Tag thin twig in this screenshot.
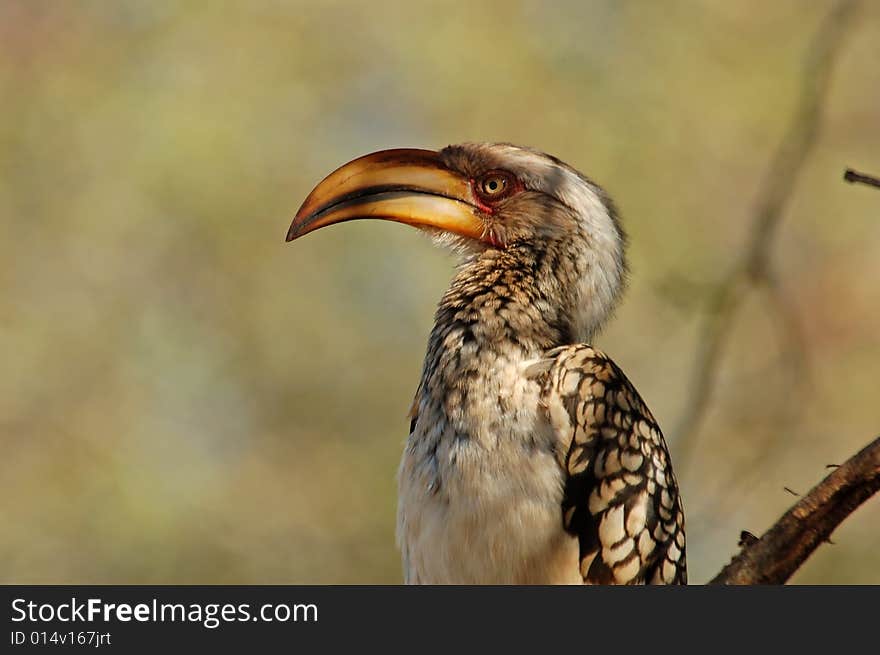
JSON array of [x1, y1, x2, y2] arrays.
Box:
[[675, 0, 860, 468], [844, 168, 880, 189], [710, 436, 880, 584]]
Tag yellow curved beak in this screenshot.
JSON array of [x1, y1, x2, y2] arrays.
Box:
[[286, 149, 485, 243]]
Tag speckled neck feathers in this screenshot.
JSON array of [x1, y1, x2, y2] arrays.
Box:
[[434, 245, 575, 352]]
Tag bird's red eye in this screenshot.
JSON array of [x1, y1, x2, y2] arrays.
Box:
[[475, 170, 517, 203]]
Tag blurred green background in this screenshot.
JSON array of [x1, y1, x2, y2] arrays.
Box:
[[1, 0, 878, 584]]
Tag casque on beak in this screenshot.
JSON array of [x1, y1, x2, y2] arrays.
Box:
[[286, 149, 486, 243]]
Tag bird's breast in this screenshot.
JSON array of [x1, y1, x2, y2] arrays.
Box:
[[396, 349, 580, 584]]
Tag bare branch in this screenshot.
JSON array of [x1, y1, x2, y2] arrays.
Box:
[[844, 168, 880, 189], [675, 0, 861, 468], [710, 436, 880, 584]]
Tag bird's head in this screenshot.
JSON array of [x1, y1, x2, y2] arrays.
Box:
[[288, 143, 627, 341]]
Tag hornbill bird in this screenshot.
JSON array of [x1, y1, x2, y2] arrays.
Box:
[[287, 143, 686, 584]]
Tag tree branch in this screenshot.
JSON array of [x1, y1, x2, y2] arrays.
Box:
[[844, 168, 880, 189], [710, 436, 880, 584]]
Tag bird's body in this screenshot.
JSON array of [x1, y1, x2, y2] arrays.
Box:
[[399, 247, 580, 584], [288, 143, 686, 584]]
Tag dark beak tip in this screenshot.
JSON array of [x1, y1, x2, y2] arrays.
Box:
[[286, 201, 312, 242]]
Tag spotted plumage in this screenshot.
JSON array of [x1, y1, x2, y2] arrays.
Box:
[[536, 345, 686, 584], [287, 142, 686, 584]]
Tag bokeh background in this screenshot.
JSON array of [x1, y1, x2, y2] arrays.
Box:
[[2, 0, 878, 584]]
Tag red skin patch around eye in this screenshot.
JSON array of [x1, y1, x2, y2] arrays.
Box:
[[470, 179, 497, 215], [468, 174, 523, 249], [469, 176, 523, 214]]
